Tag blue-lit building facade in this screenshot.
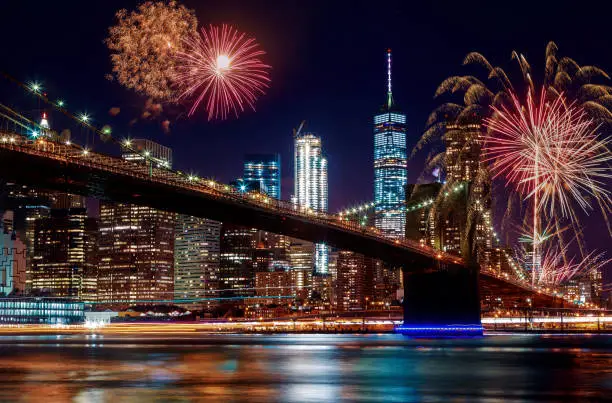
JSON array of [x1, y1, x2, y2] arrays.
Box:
[[373, 49, 407, 239], [243, 154, 281, 200], [0, 298, 84, 324]]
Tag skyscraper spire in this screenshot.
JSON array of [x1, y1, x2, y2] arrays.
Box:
[[386, 48, 393, 109], [374, 48, 407, 240]]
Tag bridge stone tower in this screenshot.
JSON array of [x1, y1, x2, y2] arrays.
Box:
[[397, 183, 483, 336]]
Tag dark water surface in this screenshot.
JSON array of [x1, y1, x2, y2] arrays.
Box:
[[0, 333, 610, 402]]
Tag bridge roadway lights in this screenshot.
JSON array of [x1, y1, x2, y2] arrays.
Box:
[[395, 265, 483, 337]]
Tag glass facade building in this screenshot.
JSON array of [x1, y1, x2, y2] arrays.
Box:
[[293, 133, 328, 274], [0, 298, 84, 324], [374, 49, 407, 239], [243, 154, 281, 200]]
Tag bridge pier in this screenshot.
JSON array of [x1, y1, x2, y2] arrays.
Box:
[[396, 265, 483, 337]]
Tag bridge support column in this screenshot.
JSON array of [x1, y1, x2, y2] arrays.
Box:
[[395, 265, 483, 337]]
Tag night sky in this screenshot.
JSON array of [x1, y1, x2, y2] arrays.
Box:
[[1, 1, 610, 269]]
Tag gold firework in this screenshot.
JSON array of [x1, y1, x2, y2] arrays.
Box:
[[105, 1, 197, 100]]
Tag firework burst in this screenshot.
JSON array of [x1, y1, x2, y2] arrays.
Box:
[[173, 24, 271, 120], [419, 42, 612, 288], [531, 244, 610, 286], [484, 88, 612, 284], [484, 88, 612, 219], [106, 1, 197, 100]]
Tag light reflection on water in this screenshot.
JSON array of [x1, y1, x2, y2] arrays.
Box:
[[0, 334, 609, 402]]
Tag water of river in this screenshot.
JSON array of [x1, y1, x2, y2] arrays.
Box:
[[0, 333, 610, 402]]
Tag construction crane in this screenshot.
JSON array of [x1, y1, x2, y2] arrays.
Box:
[[293, 120, 306, 138]]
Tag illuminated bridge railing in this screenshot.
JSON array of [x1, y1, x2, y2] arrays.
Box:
[[0, 132, 461, 265]]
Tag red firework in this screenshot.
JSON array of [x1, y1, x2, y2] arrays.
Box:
[[483, 88, 611, 218], [173, 24, 271, 120]]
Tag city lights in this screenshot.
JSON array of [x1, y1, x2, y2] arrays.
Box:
[[0, 15, 607, 355], [1, 5, 611, 400]]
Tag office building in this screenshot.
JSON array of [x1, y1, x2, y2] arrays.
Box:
[[374, 49, 407, 239], [445, 123, 494, 253], [293, 132, 328, 274], [219, 224, 256, 297], [30, 208, 97, 298], [97, 203, 175, 305], [97, 140, 175, 306], [174, 215, 221, 310], [255, 268, 293, 301], [335, 251, 375, 312], [372, 259, 400, 306], [243, 154, 281, 199], [0, 298, 84, 324], [288, 237, 314, 297]]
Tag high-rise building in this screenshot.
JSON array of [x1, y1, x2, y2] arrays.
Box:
[[374, 49, 407, 239], [445, 124, 483, 183], [335, 251, 375, 312], [372, 259, 400, 306], [255, 268, 294, 300], [81, 218, 99, 302], [1, 183, 54, 292], [243, 154, 281, 200], [174, 215, 221, 310], [293, 132, 328, 274], [294, 133, 328, 213], [97, 140, 175, 306], [288, 238, 314, 298], [97, 203, 175, 305], [481, 246, 515, 277], [30, 208, 97, 298], [445, 123, 493, 254], [219, 224, 256, 297]]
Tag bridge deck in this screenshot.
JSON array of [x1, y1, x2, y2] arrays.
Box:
[[0, 133, 563, 301], [0, 134, 461, 267]]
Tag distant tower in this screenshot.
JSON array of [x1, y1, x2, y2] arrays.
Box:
[[243, 154, 281, 199], [39, 112, 50, 130], [293, 130, 328, 274], [373, 49, 407, 239]]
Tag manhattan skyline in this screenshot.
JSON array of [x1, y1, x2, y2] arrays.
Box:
[[0, 0, 610, 257]]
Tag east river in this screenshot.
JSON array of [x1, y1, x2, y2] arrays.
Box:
[[0, 333, 610, 402]]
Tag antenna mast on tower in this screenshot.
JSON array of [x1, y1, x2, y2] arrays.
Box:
[[386, 48, 393, 109]]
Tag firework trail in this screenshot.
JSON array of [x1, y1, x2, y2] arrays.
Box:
[[106, 1, 197, 100], [173, 24, 271, 120]]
